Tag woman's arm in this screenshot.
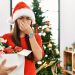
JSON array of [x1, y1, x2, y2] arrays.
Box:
[[29, 33, 44, 61]]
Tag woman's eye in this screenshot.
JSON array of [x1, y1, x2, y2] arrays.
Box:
[[26, 17, 31, 20], [18, 16, 31, 20], [19, 17, 23, 19], [19, 16, 24, 19]]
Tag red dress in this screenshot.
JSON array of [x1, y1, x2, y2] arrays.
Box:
[[2, 33, 44, 75]]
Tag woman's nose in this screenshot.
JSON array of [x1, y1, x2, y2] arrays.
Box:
[[23, 17, 28, 20], [22, 18, 26, 21]]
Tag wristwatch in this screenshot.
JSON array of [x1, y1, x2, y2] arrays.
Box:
[[29, 32, 34, 39]]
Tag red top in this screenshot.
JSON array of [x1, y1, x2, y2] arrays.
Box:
[[2, 33, 44, 75]]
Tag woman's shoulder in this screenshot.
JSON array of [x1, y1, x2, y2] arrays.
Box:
[[2, 33, 12, 39], [2, 33, 15, 48]]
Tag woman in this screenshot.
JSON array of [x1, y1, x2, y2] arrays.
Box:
[[3, 1, 44, 75], [0, 59, 17, 75]]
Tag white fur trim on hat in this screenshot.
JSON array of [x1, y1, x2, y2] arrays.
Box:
[[8, 16, 14, 24], [13, 8, 35, 24]]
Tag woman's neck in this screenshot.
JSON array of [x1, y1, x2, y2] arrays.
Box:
[[20, 31, 25, 38]]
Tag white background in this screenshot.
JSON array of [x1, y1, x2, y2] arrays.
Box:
[[0, 0, 10, 36], [60, 0, 75, 66]]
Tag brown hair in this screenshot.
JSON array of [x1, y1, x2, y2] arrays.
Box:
[[12, 20, 34, 60]]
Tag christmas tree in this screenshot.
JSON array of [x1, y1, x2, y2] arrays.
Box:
[[32, 0, 61, 75]]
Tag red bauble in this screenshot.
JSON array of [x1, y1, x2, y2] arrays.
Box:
[[14, 46, 22, 52], [47, 43, 52, 48], [4, 48, 14, 54]]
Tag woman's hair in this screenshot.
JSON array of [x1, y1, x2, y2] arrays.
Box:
[[12, 20, 34, 60]]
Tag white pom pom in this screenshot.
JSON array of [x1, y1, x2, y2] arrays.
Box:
[[8, 17, 14, 24]]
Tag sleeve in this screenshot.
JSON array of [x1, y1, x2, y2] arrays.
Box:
[[2, 34, 15, 48], [35, 33, 44, 58]]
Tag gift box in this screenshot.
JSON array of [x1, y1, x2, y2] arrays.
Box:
[[0, 50, 32, 75]]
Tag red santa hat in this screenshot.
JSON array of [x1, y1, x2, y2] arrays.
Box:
[[9, 2, 35, 24]]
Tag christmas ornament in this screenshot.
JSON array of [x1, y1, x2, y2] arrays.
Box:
[[42, 32, 46, 36], [38, 26, 42, 32], [45, 55, 48, 57], [47, 43, 52, 48], [37, 61, 42, 64], [38, 33, 42, 36], [43, 45, 46, 49], [46, 21, 50, 26], [55, 49, 59, 55], [14, 46, 22, 52], [4, 47, 14, 54], [0, 37, 7, 51], [0, 38, 7, 43], [44, 27, 50, 32], [42, 25, 47, 29]]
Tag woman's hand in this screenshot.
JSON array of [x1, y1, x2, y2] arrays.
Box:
[[0, 59, 17, 75], [17, 19, 33, 35]]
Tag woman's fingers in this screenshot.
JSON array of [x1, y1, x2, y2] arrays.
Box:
[[17, 20, 33, 34], [19, 21, 28, 31], [0, 60, 17, 75], [6, 65, 17, 73], [1, 59, 6, 66]]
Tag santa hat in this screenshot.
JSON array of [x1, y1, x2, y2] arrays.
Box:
[[9, 2, 35, 24]]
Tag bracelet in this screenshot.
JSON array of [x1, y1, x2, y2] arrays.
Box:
[[29, 32, 34, 39]]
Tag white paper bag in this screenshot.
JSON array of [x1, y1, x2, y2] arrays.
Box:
[[0, 50, 32, 75], [18, 49, 32, 56], [0, 54, 24, 75]]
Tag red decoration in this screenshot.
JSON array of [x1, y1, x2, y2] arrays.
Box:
[[46, 21, 50, 26], [14, 46, 22, 52], [0, 37, 23, 54], [3, 46, 23, 54], [4, 47, 14, 54]]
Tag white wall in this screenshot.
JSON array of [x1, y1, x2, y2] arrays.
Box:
[[0, 0, 10, 36], [60, 0, 75, 66]]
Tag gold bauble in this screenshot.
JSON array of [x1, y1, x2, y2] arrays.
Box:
[[44, 27, 50, 32], [55, 49, 59, 55], [47, 43, 52, 48]]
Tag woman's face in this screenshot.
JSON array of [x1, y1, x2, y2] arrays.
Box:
[[16, 16, 32, 28]]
